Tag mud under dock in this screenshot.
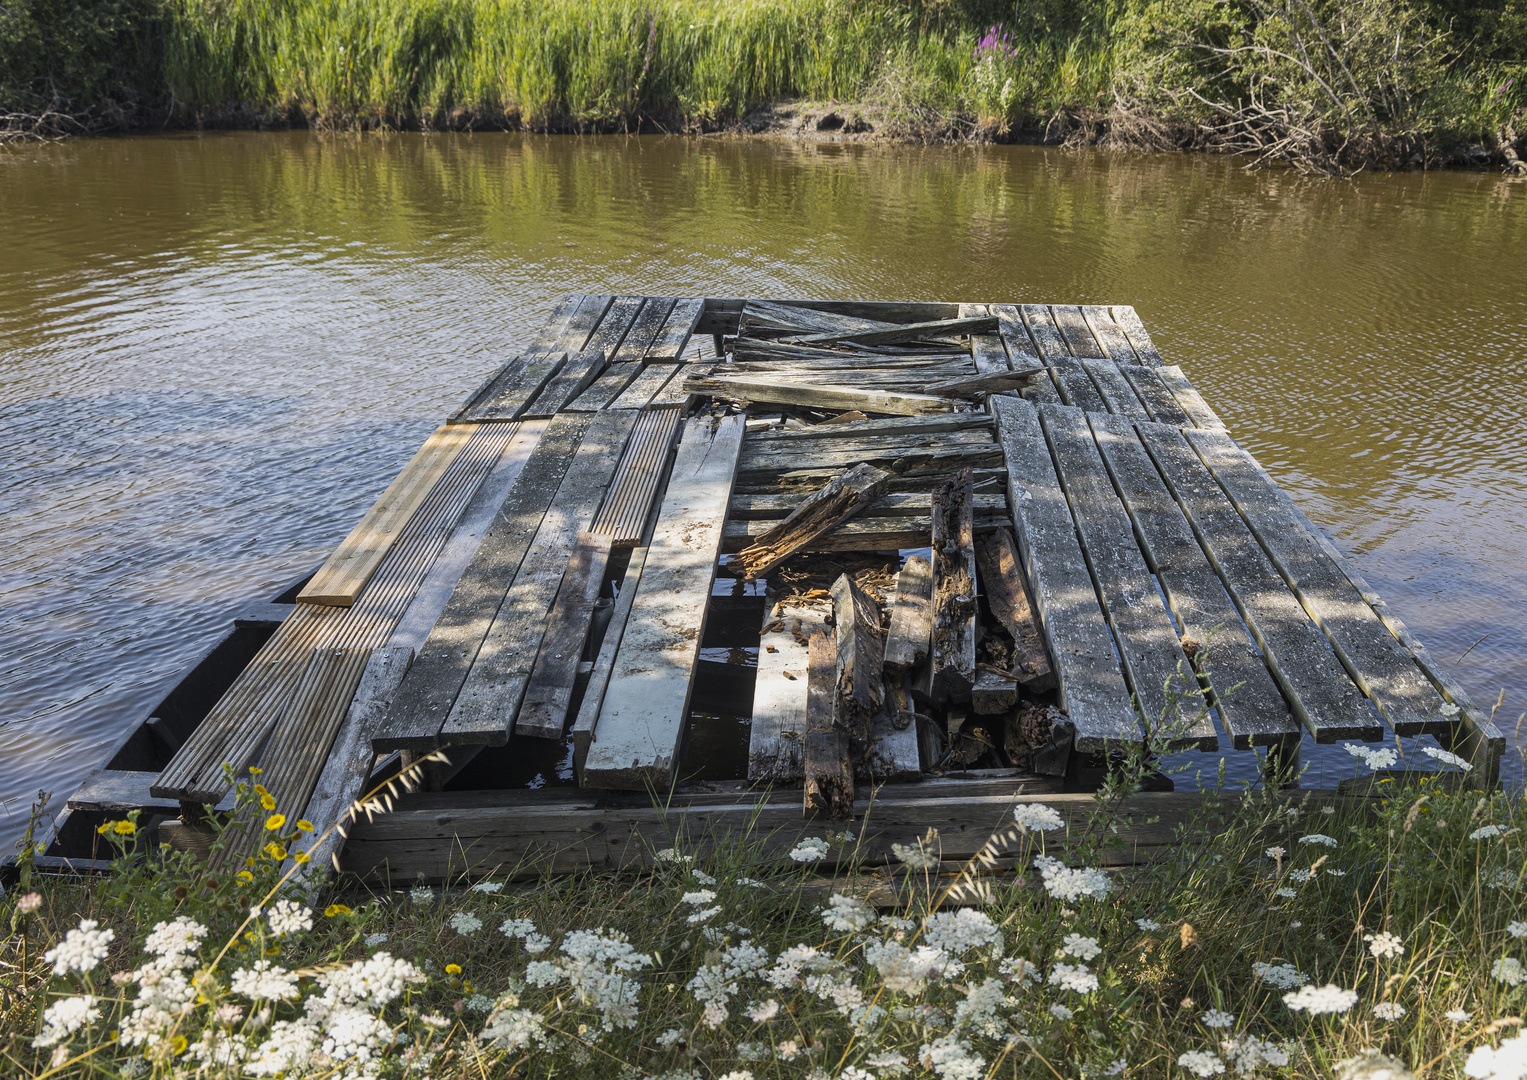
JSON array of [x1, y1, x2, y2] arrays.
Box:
[[33, 296, 1504, 883]]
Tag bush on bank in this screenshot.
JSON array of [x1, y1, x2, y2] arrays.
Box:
[[0, 0, 1524, 168], [4, 745, 1527, 1078]]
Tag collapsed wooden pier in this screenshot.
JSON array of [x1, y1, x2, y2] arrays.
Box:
[[32, 295, 1504, 883]]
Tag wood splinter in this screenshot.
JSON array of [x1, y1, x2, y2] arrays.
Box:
[[730, 463, 893, 582], [831, 573, 886, 743], [803, 631, 853, 820]]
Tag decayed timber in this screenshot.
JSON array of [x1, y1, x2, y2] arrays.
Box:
[[582, 413, 747, 788], [516, 532, 617, 740], [730, 463, 893, 581], [924, 471, 977, 705], [781, 315, 997, 347], [883, 556, 933, 676], [686, 375, 964, 417], [647, 298, 705, 361], [298, 425, 478, 606], [831, 574, 885, 743], [925, 368, 1043, 398], [971, 528, 1053, 690], [803, 631, 853, 819], [750, 603, 830, 782]]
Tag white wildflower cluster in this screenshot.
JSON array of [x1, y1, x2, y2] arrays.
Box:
[[469, 880, 504, 894], [789, 837, 831, 863], [1136, 918, 1163, 932], [923, 910, 1002, 955], [1063, 934, 1102, 961], [866, 940, 957, 996], [1422, 746, 1473, 771], [892, 841, 940, 870], [1471, 825, 1505, 840], [1012, 803, 1065, 833], [1509, 922, 1527, 939], [1178, 1050, 1227, 1077], [654, 848, 692, 865], [500, 917, 550, 954], [1251, 962, 1307, 990], [1048, 963, 1099, 994], [681, 889, 722, 925], [44, 919, 115, 977], [921, 1032, 986, 1080], [822, 894, 878, 933], [1365, 931, 1404, 959], [1449, 1009, 1475, 1023], [450, 912, 483, 936], [1200, 1009, 1235, 1029], [408, 884, 435, 906], [1374, 1002, 1407, 1021], [1220, 1034, 1290, 1073], [33, 995, 100, 1047], [525, 929, 653, 1031], [1297, 834, 1336, 848], [1034, 856, 1111, 901], [263, 900, 313, 938], [1282, 983, 1358, 1015], [143, 916, 207, 962], [1493, 958, 1526, 987], [480, 1007, 546, 1051], [229, 961, 299, 1002], [1467, 1032, 1527, 1080], [687, 941, 772, 1028], [1344, 743, 1398, 771]]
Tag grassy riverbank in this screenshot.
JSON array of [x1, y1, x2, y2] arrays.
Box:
[[1, 0, 1524, 172], [5, 750, 1527, 1078]]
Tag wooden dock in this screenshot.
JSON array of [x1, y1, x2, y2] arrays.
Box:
[[29, 295, 1504, 883]]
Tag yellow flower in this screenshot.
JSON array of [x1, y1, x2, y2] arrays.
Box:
[[249, 767, 263, 776], [324, 904, 351, 917], [445, 963, 462, 976], [263, 843, 287, 861], [265, 947, 279, 956], [113, 820, 136, 835], [236, 870, 254, 883], [293, 851, 311, 865], [265, 813, 286, 832], [296, 819, 314, 833], [259, 793, 276, 811], [97, 822, 111, 835], [170, 1035, 188, 1055], [463, 981, 473, 992]]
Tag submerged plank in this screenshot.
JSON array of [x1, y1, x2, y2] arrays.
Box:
[[298, 425, 478, 607], [990, 396, 1140, 751], [750, 603, 829, 782], [582, 413, 748, 788]]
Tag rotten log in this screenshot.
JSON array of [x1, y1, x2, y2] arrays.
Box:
[[972, 527, 1055, 690], [883, 555, 933, 675], [730, 463, 893, 581], [803, 631, 853, 819], [831, 573, 885, 743]]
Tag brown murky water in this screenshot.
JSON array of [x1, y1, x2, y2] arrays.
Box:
[[2, 132, 1524, 838]]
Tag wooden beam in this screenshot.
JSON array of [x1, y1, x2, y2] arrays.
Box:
[[730, 463, 893, 581], [831, 574, 885, 743], [749, 603, 828, 782], [924, 470, 977, 705], [925, 368, 1043, 398], [581, 414, 747, 789], [781, 315, 998, 347], [803, 631, 852, 819], [686, 376, 964, 417], [516, 533, 617, 741], [646, 298, 705, 361], [972, 528, 1054, 690], [883, 555, 933, 677]]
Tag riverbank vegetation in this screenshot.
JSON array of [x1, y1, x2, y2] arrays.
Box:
[[4, 745, 1527, 1078], [0, 0, 1524, 171]]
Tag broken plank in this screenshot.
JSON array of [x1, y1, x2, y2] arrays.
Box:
[[749, 413, 993, 442], [443, 409, 639, 745], [973, 670, 1018, 715], [611, 297, 677, 364], [647, 298, 705, 361], [731, 464, 894, 581], [372, 415, 592, 752], [721, 518, 948, 555], [750, 603, 830, 782], [972, 528, 1054, 690], [516, 532, 618, 740], [926, 368, 1044, 398], [1081, 306, 1140, 362], [742, 299, 901, 335], [554, 294, 617, 354], [1188, 428, 1453, 737], [803, 630, 853, 819], [739, 440, 1002, 478], [863, 705, 922, 780], [732, 491, 1006, 520], [521, 349, 608, 418], [460, 353, 571, 423], [991, 304, 1061, 406], [782, 315, 997, 347], [298, 425, 478, 607], [608, 363, 680, 410], [584, 296, 645, 360], [688, 376, 964, 417], [923, 470, 977, 705], [832, 574, 885, 743], [1136, 422, 1381, 742], [1087, 413, 1295, 749], [990, 396, 1140, 751], [1109, 306, 1164, 365], [566, 362, 643, 411], [582, 413, 748, 788], [883, 555, 933, 676]]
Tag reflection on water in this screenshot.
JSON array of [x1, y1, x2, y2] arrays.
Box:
[[1, 132, 1524, 840]]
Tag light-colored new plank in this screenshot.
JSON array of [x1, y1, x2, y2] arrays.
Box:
[[582, 414, 747, 788], [749, 603, 829, 782], [298, 425, 477, 607]]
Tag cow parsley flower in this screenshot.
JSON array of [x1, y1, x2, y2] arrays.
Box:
[[1344, 743, 1398, 771], [1299, 834, 1337, 848], [1252, 962, 1307, 989], [1289, 870, 1315, 884], [1422, 746, 1472, 771], [654, 848, 692, 864], [450, 913, 483, 937], [822, 894, 877, 932], [230, 961, 299, 1002], [687, 906, 722, 924], [1221, 1035, 1289, 1073], [1265, 846, 1286, 859], [924, 909, 1001, 954], [1470, 825, 1505, 840], [469, 881, 504, 894], [1013, 804, 1065, 832], [1063, 934, 1102, 961], [1374, 1002, 1406, 1021], [922, 1033, 987, 1080], [143, 917, 207, 965], [690, 869, 717, 886], [1492, 958, 1526, 986], [1136, 918, 1163, 932], [1508, 923, 1527, 939], [265, 900, 312, 938], [893, 842, 940, 870], [1178, 1051, 1226, 1077], [865, 941, 950, 995], [44, 919, 114, 976], [1465, 1031, 1527, 1080], [747, 999, 780, 1022], [1365, 931, 1404, 959], [1275, 887, 1297, 899], [789, 837, 830, 863], [32, 995, 99, 1047], [1049, 1003, 1074, 1021], [1048, 963, 1099, 993], [364, 932, 388, 946], [500, 917, 536, 939], [1200, 1009, 1235, 1029], [1448, 1009, 1474, 1023], [1282, 983, 1358, 1015], [480, 1008, 545, 1050], [409, 885, 435, 906], [1034, 856, 1111, 901]]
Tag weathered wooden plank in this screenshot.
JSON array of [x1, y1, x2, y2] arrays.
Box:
[[521, 350, 608, 418], [612, 298, 677, 364], [990, 397, 1140, 751], [581, 414, 748, 788], [724, 516, 1006, 555], [372, 415, 593, 752], [749, 414, 993, 443], [445, 296, 586, 424], [647, 298, 706, 361], [443, 410, 639, 745], [608, 364, 680, 410], [590, 406, 682, 545], [1158, 366, 1226, 431], [584, 295, 645, 360], [927, 369, 1043, 398], [297, 645, 413, 879], [832, 574, 885, 742], [556, 294, 617, 353], [565, 362, 643, 412], [803, 631, 853, 819], [731, 464, 894, 581], [1136, 423, 1381, 741], [972, 528, 1053, 689], [1087, 413, 1295, 749], [1117, 364, 1193, 427], [255, 646, 373, 822], [991, 304, 1062, 406], [1081, 360, 1152, 421], [740, 441, 1001, 479], [782, 315, 997, 347], [1050, 305, 1108, 359], [923, 470, 978, 706], [688, 376, 964, 417], [516, 533, 617, 740], [730, 491, 1005, 521], [863, 706, 922, 780], [1081, 306, 1139, 362], [883, 556, 933, 675], [1188, 429, 1455, 737], [298, 425, 477, 607], [1042, 405, 1216, 750], [1018, 305, 1108, 413], [1109, 306, 1164, 365], [461, 353, 571, 423], [646, 362, 704, 408], [749, 603, 829, 782], [742, 299, 901, 335]]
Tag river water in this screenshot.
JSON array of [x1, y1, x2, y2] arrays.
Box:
[[2, 131, 1524, 841]]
